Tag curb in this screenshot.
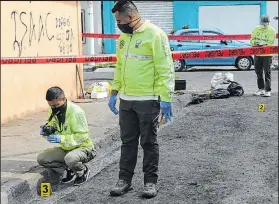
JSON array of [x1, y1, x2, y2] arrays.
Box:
[[1, 126, 120, 204]]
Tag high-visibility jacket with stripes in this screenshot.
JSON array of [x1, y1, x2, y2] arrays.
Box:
[[250, 25, 276, 56], [47, 100, 94, 151], [112, 20, 175, 102]]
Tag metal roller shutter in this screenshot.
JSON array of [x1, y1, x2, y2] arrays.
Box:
[[115, 1, 174, 48]]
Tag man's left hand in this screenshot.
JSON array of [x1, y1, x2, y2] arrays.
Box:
[[40, 127, 47, 136], [47, 134, 61, 143], [160, 102, 173, 123]]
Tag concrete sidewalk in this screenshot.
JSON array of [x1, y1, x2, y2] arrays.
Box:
[[1, 99, 120, 204]]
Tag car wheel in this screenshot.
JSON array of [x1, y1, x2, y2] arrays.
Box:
[[235, 57, 252, 70], [173, 60, 185, 72]]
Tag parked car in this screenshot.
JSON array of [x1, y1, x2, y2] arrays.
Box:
[[169, 28, 254, 71]]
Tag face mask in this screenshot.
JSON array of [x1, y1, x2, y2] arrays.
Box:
[[261, 22, 269, 28], [52, 101, 67, 115], [117, 23, 133, 34], [117, 18, 140, 34]]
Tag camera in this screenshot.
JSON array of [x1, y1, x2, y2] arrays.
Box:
[[40, 125, 57, 136]]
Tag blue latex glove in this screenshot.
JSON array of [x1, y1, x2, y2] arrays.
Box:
[[40, 127, 47, 136], [47, 134, 61, 143], [160, 102, 173, 123], [108, 94, 119, 115]]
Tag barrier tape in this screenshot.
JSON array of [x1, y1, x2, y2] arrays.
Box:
[[1, 55, 117, 64], [82, 33, 279, 40], [172, 46, 278, 60], [1, 46, 278, 65]]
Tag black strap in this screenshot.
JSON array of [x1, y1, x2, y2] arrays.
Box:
[[45, 113, 55, 127], [47, 113, 55, 124]]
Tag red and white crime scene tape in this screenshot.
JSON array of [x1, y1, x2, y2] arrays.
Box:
[[1, 46, 278, 65], [82, 33, 279, 40]]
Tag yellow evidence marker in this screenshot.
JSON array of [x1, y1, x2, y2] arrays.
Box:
[[41, 183, 51, 197], [258, 104, 265, 112]]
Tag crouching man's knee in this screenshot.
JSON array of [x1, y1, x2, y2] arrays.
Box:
[[64, 149, 95, 170], [64, 153, 80, 169], [37, 152, 48, 167]]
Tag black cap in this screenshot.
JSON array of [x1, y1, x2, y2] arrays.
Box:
[[112, 0, 127, 13], [260, 15, 270, 23], [112, 1, 136, 13]]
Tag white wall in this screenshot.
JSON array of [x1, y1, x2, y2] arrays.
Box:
[[199, 5, 260, 35]]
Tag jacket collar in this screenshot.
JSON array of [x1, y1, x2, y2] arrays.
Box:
[[133, 20, 150, 34]]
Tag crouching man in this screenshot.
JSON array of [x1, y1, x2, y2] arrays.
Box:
[[37, 86, 96, 186]]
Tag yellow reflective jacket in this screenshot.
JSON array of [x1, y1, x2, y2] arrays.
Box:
[[250, 25, 276, 56], [112, 21, 175, 102], [47, 100, 94, 151]]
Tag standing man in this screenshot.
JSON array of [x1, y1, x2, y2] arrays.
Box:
[[250, 15, 276, 97], [108, 0, 174, 198], [37, 87, 96, 186]]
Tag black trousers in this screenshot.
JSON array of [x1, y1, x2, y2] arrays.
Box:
[[254, 56, 272, 92], [118, 99, 160, 184]]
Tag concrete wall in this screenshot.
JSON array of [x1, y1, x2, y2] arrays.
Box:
[[1, 1, 83, 124]]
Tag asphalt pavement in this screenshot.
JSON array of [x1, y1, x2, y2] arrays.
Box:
[[30, 93, 278, 204], [27, 69, 278, 204]]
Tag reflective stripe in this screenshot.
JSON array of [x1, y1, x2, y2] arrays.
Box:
[[119, 93, 159, 101], [252, 37, 269, 42], [168, 60, 175, 98], [63, 135, 88, 147], [124, 53, 153, 60]]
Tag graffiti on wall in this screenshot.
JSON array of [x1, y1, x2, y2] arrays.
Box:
[[55, 17, 74, 55], [11, 2, 75, 57]]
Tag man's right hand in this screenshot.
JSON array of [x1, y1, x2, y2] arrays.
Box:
[[108, 93, 119, 115]]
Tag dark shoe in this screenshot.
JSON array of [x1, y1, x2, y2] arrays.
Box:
[[110, 179, 132, 196], [73, 166, 90, 186], [61, 168, 76, 184], [142, 183, 157, 198]]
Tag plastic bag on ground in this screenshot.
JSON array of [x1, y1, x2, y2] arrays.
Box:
[[210, 88, 230, 99], [211, 72, 234, 89], [227, 81, 244, 96]]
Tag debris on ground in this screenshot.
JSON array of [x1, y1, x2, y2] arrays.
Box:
[[174, 90, 185, 95], [85, 81, 112, 99], [186, 72, 244, 106], [175, 79, 186, 91]]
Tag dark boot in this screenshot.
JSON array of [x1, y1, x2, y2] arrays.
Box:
[[73, 166, 90, 186], [110, 179, 132, 196], [61, 168, 76, 184], [142, 183, 158, 198]]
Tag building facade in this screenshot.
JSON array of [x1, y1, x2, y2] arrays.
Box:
[[1, 1, 83, 124], [102, 1, 278, 54]]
